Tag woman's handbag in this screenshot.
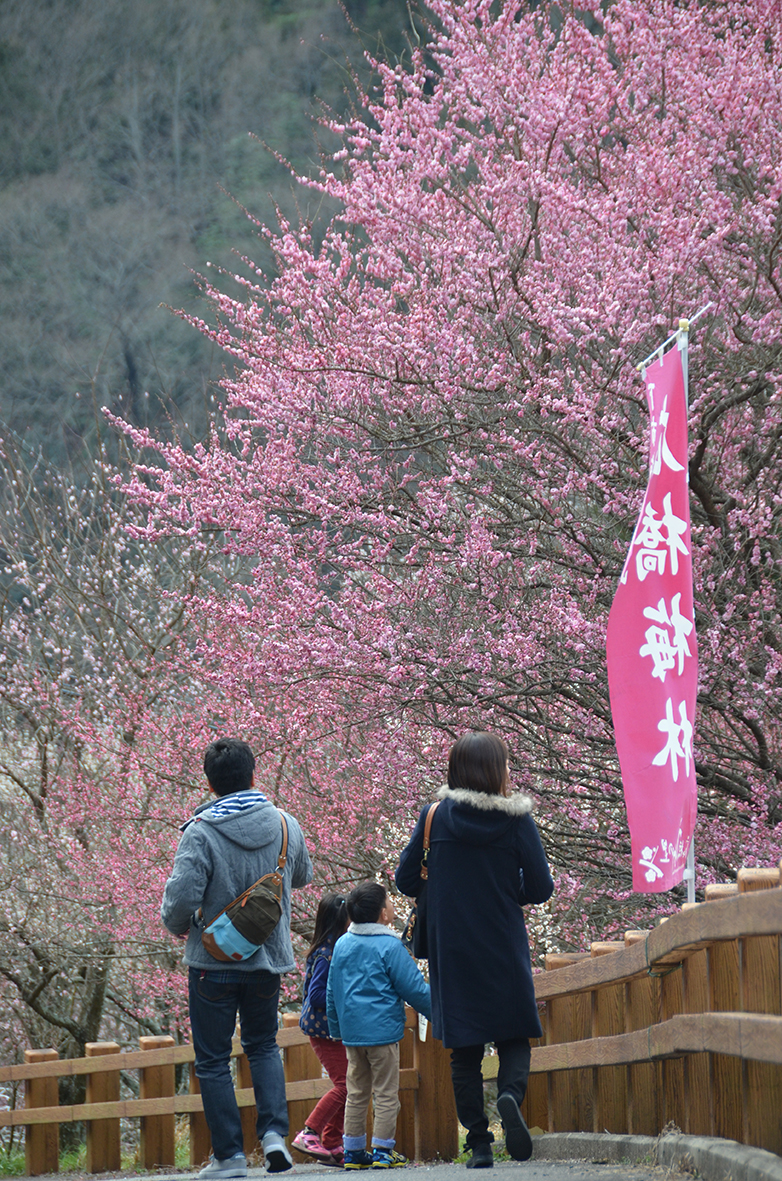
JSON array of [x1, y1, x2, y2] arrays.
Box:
[[401, 801, 439, 959]]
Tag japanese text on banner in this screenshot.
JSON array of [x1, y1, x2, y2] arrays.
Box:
[[606, 341, 698, 892]]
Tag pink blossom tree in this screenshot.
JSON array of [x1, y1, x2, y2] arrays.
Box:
[[0, 428, 388, 1067], [0, 434, 217, 1076], [117, 0, 782, 946]]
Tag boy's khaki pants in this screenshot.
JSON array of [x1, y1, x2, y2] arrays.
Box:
[[344, 1042, 400, 1144]]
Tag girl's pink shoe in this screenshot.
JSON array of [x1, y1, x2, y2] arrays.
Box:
[[292, 1128, 333, 1162]]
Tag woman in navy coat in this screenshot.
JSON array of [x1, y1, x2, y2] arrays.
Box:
[[395, 732, 554, 1169]]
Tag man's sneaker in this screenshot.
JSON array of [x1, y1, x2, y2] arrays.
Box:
[[199, 1154, 248, 1179], [292, 1128, 333, 1161], [372, 1148, 408, 1168], [496, 1092, 533, 1162], [262, 1133, 293, 1174], [343, 1149, 374, 1169]]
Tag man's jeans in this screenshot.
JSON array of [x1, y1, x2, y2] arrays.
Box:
[[189, 968, 288, 1160]]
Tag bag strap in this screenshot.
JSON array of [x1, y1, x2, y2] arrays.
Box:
[[244, 811, 288, 891], [270, 812, 289, 884], [420, 801, 440, 882]]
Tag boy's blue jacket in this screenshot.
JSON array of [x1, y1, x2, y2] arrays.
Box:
[[326, 922, 431, 1046]]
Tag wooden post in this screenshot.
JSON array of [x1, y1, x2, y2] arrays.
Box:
[[659, 960, 685, 1130], [523, 1033, 549, 1133], [546, 994, 575, 1132], [24, 1049, 59, 1176], [737, 868, 780, 892], [624, 932, 660, 1136], [739, 932, 782, 1154], [707, 939, 743, 1142], [737, 866, 782, 1153], [395, 1024, 416, 1161], [189, 1063, 211, 1168], [570, 990, 593, 1134], [704, 883, 738, 901], [412, 1022, 457, 1160], [138, 1035, 176, 1168], [281, 1013, 321, 1163], [591, 944, 626, 1134], [681, 950, 710, 1135], [85, 1042, 120, 1172]]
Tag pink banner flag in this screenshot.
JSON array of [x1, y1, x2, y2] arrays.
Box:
[[606, 342, 698, 892]]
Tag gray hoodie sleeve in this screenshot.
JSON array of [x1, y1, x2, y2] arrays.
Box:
[[286, 813, 314, 889], [161, 826, 212, 935]]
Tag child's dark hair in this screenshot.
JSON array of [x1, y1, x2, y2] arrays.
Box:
[[306, 892, 349, 959], [203, 738, 255, 796], [347, 881, 387, 925]]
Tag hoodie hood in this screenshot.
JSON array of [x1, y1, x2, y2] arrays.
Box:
[[185, 793, 284, 852], [435, 784, 533, 846]]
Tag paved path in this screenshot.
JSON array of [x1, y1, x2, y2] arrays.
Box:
[[288, 1160, 666, 1181], [29, 1133, 782, 1181]]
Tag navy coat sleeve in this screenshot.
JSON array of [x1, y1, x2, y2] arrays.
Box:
[[307, 952, 330, 1010], [395, 807, 428, 897], [515, 814, 554, 905]]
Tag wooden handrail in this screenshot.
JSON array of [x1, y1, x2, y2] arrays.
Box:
[[534, 887, 782, 999], [531, 1011, 782, 1071], [524, 869, 782, 1158], [0, 1069, 422, 1128], [0, 1027, 318, 1085], [2, 1005, 457, 1173]]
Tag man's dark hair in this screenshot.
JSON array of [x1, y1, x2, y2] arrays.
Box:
[[448, 731, 509, 796], [347, 881, 387, 925], [203, 738, 256, 797]]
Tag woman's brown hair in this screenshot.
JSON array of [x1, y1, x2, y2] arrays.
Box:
[[447, 731, 509, 796]]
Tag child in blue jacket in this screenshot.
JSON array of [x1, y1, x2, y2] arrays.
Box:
[[326, 881, 431, 1169]]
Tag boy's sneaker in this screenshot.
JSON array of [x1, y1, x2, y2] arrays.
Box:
[[343, 1149, 374, 1169], [262, 1133, 293, 1174], [292, 1128, 333, 1161], [199, 1154, 248, 1179], [372, 1148, 408, 1168]]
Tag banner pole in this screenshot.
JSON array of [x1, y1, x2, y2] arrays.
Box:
[[678, 317, 696, 903], [637, 301, 714, 374], [683, 837, 696, 904]]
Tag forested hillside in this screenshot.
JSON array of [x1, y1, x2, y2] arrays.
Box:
[[0, 0, 411, 460]]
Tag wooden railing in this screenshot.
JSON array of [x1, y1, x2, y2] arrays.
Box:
[[5, 864, 781, 1175], [521, 864, 782, 1157], [0, 1010, 457, 1175]]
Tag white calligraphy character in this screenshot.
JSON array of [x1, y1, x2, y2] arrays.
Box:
[[633, 493, 689, 582], [652, 697, 693, 783], [640, 592, 694, 681], [650, 395, 685, 475]]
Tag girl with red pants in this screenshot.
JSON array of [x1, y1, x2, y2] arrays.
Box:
[[293, 893, 349, 1166]]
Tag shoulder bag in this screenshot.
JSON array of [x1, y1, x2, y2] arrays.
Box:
[[200, 812, 289, 963], [400, 801, 439, 959]]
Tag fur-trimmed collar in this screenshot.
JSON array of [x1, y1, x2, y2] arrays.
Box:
[[348, 922, 398, 938], [436, 785, 533, 815]]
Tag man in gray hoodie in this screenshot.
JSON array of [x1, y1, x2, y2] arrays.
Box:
[[162, 738, 313, 1179]]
